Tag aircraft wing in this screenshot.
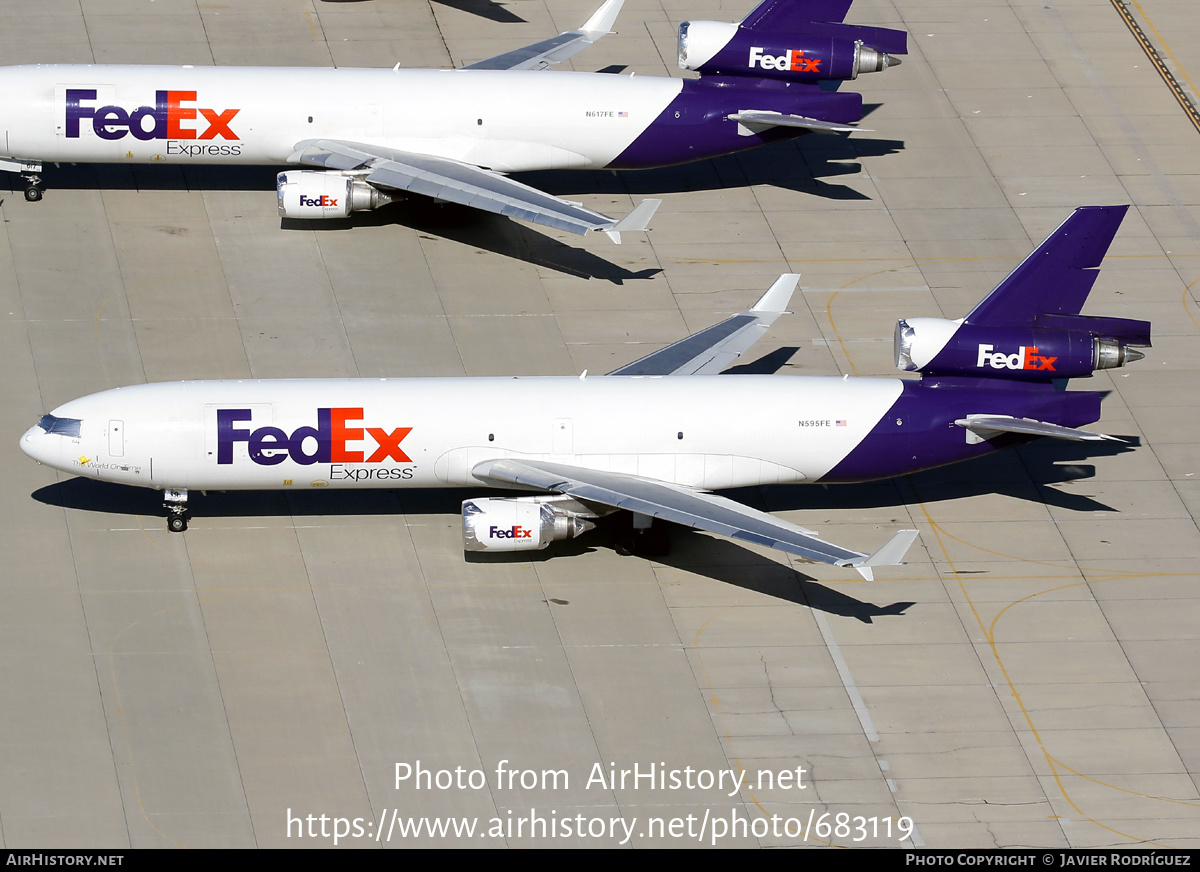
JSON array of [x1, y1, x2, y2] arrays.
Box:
[[473, 457, 918, 579], [464, 0, 625, 70], [289, 139, 659, 242], [607, 275, 799, 376]]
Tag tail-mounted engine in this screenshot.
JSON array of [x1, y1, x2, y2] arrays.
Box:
[[462, 496, 598, 553], [678, 20, 902, 82], [276, 171, 394, 219], [895, 314, 1151, 382]]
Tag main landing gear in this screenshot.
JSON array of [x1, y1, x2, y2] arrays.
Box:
[[614, 512, 671, 558], [164, 488, 189, 533], [21, 173, 43, 202]]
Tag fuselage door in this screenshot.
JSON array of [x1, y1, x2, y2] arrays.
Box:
[[108, 420, 124, 457], [552, 418, 573, 455]]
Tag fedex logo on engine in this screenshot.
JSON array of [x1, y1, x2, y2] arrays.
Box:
[[748, 46, 821, 73], [217, 408, 412, 467], [299, 194, 339, 208], [489, 526, 533, 540], [65, 89, 240, 141], [976, 345, 1058, 371]]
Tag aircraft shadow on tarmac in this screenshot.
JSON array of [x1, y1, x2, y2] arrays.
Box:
[[29, 476, 911, 621], [3, 130, 902, 282], [29, 435, 1135, 622]]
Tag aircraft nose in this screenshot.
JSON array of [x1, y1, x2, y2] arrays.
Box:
[[20, 423, 52, 464], [20, 414, 79, 469]]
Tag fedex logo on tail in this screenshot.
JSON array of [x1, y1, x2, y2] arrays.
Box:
[[66, 89, 240, 141], [976, 345, 1057, 372], [748, 46, 821, 73], [217, 408, 412, 467]]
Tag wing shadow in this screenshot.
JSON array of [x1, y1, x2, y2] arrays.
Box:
[[430, 0, 525, 23], [284, 199, 662, 284], [647, 526, 914, 623], [520, 133, 905, 202], [738, 436, 1141, 517], [722, 347, 798, 375], [5, 164, 657, 283]]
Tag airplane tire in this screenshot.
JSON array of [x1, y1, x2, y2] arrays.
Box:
[[167, 515, 188, 533], [615, 529, 670, 557], [641, 527, 671, 557], [24, 187, 42, 203]]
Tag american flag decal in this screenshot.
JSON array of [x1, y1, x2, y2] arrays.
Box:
[[835, 419, 847, 426], [618, 111, 628, 117]]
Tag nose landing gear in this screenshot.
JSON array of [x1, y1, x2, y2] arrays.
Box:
[[1, 160, 45, 202], [23, 176, 43, 202], [163, 488, 189, 533]]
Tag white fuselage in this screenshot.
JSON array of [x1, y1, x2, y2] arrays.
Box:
[[20, 376, 904, 493], [0, 65, 681, 173]]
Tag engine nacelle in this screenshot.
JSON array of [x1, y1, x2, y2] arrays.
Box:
[[462, 497, 596, 553], [276, 171, 394, 219], [678, 21, 898, 82], [895, 317, 1149, 382]]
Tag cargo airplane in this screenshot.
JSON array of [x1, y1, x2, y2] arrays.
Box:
[[0, 0, 905, 241], [21, 207, 1148, 576]]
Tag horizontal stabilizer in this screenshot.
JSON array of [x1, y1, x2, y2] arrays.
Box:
[[955, 414, 1121, 445], [607, 274, 798, 375], [728, 111, 865, 135]]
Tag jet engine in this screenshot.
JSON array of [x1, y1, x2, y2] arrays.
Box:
[[276, 171, 394, 219], [678, 21, 899, 82], [895, 315, 1150, 382], [462, 497, 597, 553]]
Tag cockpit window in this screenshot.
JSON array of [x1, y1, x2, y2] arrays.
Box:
[[38, 414, 82, 438]]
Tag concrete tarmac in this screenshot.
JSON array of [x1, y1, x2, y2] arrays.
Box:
[[0, 0, 1197, 849]]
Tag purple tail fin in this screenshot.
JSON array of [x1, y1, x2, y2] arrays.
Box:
[[965, 205, 1130, 329], [739, 0, 908, 55]]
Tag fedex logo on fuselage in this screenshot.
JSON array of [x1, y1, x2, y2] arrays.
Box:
[[976, 344, 1057, 371], [65, 89, 240, 141], [217, 408, 412, 467], [748, 46, 821, 73]]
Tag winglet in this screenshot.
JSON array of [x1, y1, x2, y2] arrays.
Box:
[[846, 529, 919, 581], [751, 274, 799, 314], [604, 198, 662, 244], [462, 0, 626, 71], [580, 0, 625, 37], [605, 273, 799, 376]]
